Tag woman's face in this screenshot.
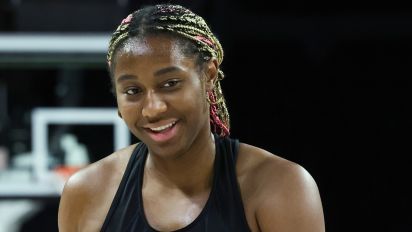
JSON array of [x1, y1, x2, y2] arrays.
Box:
[[113, 35, 215, 157]]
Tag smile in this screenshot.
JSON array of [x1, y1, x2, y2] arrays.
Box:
[[148, 121, 177, 132], [143, 120, 179, 143]]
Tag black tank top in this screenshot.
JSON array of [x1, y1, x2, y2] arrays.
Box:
[[101, 135, 251, 232]]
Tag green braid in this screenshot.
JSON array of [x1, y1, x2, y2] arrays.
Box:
[[107, 4, 230, 137]]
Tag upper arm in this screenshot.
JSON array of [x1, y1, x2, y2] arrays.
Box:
[[255, 162, 325, 232], [58, 173, 88, 232]]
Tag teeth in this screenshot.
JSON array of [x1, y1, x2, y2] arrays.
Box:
[[150, 121, 176, 132]]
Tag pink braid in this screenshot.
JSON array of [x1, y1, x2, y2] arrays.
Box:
[[208, 91, 229, 137]]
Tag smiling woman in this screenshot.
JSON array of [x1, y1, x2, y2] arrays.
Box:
[[57, 4, 325, 232], [113, 35, 213, 158]]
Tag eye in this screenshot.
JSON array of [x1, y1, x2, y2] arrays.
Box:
[[124, 87, 141, 95], [163, 79, 180, 88]]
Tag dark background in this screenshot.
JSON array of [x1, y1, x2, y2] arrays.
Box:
[[1, 0, 411, 231]]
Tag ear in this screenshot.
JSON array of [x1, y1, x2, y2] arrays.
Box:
[[204, 58, 219, 91], [117, 110, 123, 118]]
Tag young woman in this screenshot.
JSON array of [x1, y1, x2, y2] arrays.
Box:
[[58, 4, 325, 232]]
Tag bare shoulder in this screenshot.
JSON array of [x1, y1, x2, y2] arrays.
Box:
[[237, 143, 325, 232], [58, 144, 137, 232], [237, 143, 317, 195]]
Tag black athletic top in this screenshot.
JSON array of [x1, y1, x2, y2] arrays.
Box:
[[101, 135, 251, 232]]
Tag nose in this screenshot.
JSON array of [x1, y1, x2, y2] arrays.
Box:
[[141, 90, 167, 119]]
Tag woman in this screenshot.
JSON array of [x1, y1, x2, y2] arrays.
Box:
[[58, 4, 325, 232]]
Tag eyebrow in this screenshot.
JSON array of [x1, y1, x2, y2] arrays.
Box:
[[116, 74, 136, 84], [154, 66, 183, 76], [116, 66, 183, 84]]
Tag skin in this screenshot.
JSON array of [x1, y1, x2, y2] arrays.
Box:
[[58, 35, 325, 232]]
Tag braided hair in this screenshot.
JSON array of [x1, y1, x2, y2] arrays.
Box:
[[107, 4, 230, 137]]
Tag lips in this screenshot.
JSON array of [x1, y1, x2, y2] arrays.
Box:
[[147, 121, 177, 132], [143, 120, 179, 143]]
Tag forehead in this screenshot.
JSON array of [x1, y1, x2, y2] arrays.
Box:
[[117, 35, 185, 61], [112, 35, 197, 78]]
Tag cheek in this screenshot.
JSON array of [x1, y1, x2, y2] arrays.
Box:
[[117, 99, 140, 122], [181, 84, 208, 116]]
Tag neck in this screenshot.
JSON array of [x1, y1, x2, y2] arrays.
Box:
[[145, 132, 216, 194]]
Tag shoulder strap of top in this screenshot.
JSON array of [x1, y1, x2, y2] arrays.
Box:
[[214, 135, 250, 231], [100, 142, 145, 232], [231, 137, 240, 163]]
